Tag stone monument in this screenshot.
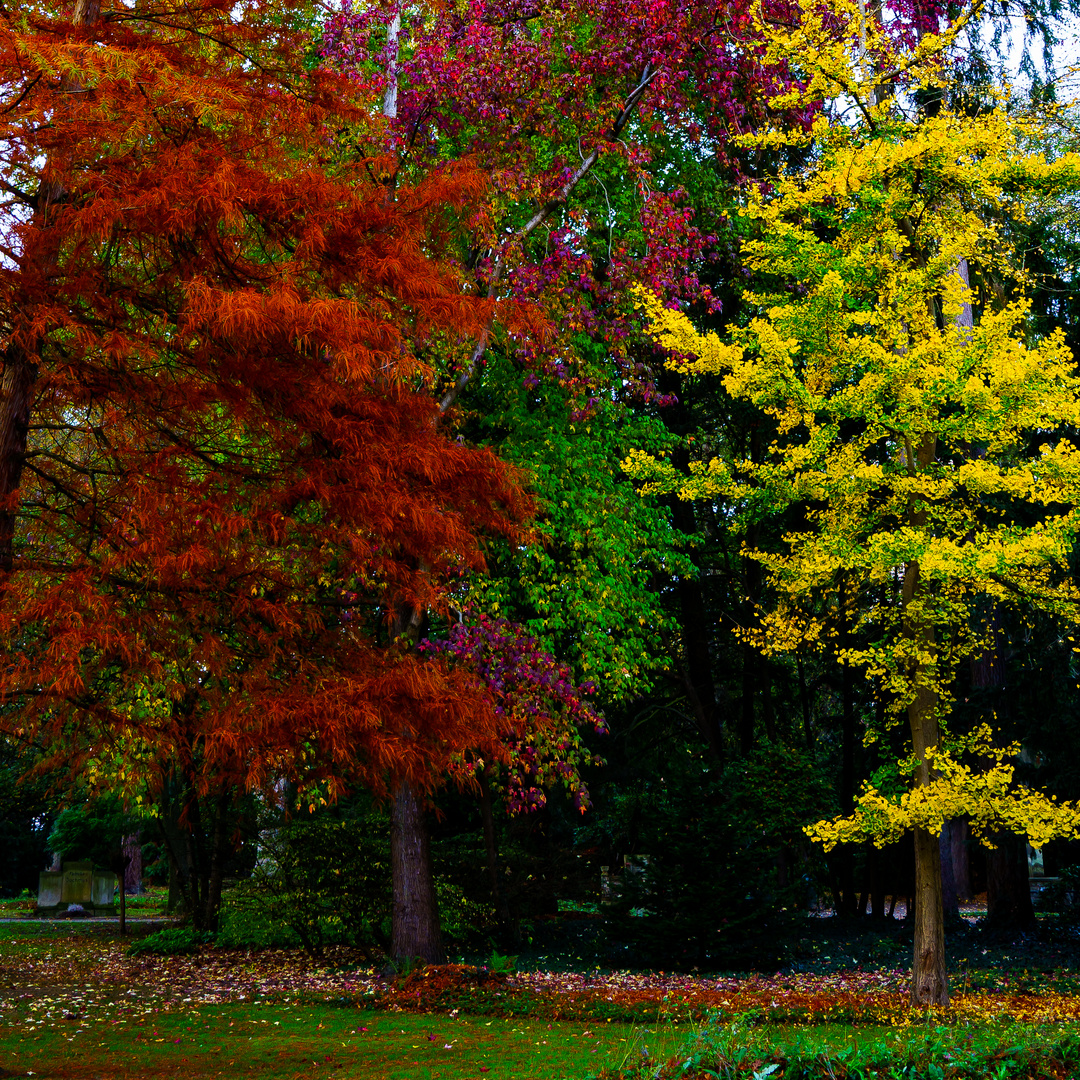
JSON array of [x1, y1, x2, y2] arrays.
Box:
[[37, 860, 117, 916]]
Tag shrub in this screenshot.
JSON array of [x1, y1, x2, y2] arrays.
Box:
[[128, 927, 213, 955], [220, 810, 392, 958]]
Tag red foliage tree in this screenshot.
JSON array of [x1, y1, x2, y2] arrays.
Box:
[[0, 0, 533, 928]]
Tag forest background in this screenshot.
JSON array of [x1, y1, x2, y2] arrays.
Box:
[[5, 0, 1080, 1017]]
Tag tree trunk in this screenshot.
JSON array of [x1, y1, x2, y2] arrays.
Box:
[[940, 824, 959, 919], [204, 791, 230, 932], [118, 855, 127, 937], [122, 833, 142, 895], [912, 823, 948, 1004], [479, 768, 514, 937], [951, 818, 973, 902], [390, 781, 443, 963], [837, 579, 857, 917], [797, 656, 814, 749], [739, 641, 756, 754], [907, 666, 949, 1001], [987, 832, 1035, 930], [664, 461, 725, 761], [902, 427, 949, 1006], [869, 846, 886, 919]]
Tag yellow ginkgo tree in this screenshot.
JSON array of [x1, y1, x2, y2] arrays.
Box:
[[627, 21, 1080, 1005]]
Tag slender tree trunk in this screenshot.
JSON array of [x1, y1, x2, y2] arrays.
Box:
[[479, 767, 514, 936], [665, 454, 724, 761], [797, 656, 813, 750], [390, 782, 443, 963], [762, 660, 776, 742], [837, 579, 857, 916], [739, 641, 756, 754], [122, 833, 142, 895], [905, 551, 949, 1006], [901, 432, 948, 1004], [869, 846, 885, 919], [204, 790, 230, 932]]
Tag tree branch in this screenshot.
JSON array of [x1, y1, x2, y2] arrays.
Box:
[[439, 64, 660, 415]]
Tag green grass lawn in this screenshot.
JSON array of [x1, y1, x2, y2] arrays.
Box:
[[0, 1001, 686, 1079], [6, 921, 1080, 1078]]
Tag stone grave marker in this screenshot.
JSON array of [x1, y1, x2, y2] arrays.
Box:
[[37, 871, 62, 908], [60, 861, 93, 905], [91, 872, 117, 907], [36, 861, 117, 915]]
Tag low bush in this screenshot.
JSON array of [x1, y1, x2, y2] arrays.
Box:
[[220, 809, 392, 958], [128, 926, 213, 955]]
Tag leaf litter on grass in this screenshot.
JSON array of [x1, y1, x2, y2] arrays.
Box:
[[6, 928, 1080, 1079]]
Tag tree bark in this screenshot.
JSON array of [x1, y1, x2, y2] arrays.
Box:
[[390, 781, 444, 963], [903, 432, 949, 1007], [940, 824, 959, 919], [204, 790, 230, 932], [912, 823, 948, 1003], [479, 767, 514, 936], [122, 833, 142, 895], [797, 656, 814, 749], [987, 832, 1035, 930], [908, 647, 949, 1003], [950, 818, 973, 902], [836, 579, 857, 916], [117, 854, 127, 937], [665, 452, 724, 761]]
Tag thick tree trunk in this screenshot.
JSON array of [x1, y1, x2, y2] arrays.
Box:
[[987, 832, 1035, 930], [940, 824, 959, 919], [912, 824, 948, 1004], [390, 781, 443, 963], [950, 818, 973, 902], [122, 833, 142, 894]]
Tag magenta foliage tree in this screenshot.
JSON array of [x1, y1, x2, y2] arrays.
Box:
[[423, 613, 607, 814], [322, 0, 812, 408]]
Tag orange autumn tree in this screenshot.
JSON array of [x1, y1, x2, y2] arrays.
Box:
[[0, 0, 536, 929]]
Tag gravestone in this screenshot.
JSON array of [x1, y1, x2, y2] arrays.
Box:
[[91, 872, 117, 907], [37, 871, 62, 908], [36, 861, 117, 916], [60, 861, 93, 904]]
